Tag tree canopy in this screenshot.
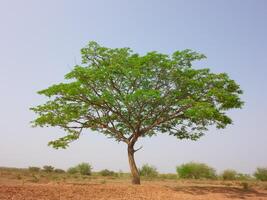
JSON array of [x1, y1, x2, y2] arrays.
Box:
[[31, 41, 243, 184], [31, 41, 243, 147]]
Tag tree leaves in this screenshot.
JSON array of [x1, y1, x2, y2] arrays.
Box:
[[31, 41, 244, 148]]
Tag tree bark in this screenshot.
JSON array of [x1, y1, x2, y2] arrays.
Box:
[[128, 145, 140, 185]]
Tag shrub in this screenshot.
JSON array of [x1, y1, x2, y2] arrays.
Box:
[[30, 174, 39, 183], [222, 169, 238, 180], [241, 182, 251, 190], [67, 167, 78, 174], [28, 167, 40, 172], [254, 167, 267, 181], [54, 168, 65, 173], [158, 173, 177, 180], [67, 163, 92, 175], [43, 165, 54, 173], [176, 162, 216, 179], [236, 173, 252, 181], [99, 169, 117, 176], [139, 164, 158, 178], [77, 163, 92, 175]]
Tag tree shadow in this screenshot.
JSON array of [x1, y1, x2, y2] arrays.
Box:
[[168, 185, 267, 199]]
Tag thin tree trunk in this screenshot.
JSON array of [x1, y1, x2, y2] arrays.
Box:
[[128, 145, 140, 185]]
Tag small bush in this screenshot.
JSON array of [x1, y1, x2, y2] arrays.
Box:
[[254, 167, 267, 181], [176, 162, 216, 179], [28, 167, 40, 172], [16, 174, 22, 180], [43, 165, 54, 173], [67, 163, 92, 175], [222, 169, 238, 180], [77, 163, 92, 175], [139, 164, 158, 178], [99, 169, 117, 176], [30, 174, 39, 183], [67, 167, 78, 174], [241, 182, 251, 190], [54, 168, 65, 173], [236, 173, 252, 181]]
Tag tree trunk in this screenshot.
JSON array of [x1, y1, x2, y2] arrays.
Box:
[[128, 145, 140, 185]]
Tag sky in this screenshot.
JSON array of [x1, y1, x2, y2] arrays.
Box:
[[0, 0, 266, 174]]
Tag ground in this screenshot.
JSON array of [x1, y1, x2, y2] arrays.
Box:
[[1, 168, 267, 200], [1, 181, 267, 200]]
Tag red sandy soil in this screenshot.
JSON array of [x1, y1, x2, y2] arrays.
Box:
[[1, 182, 267, 200]]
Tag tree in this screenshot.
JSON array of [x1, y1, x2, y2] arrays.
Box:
[[31, 41, 243, 184]]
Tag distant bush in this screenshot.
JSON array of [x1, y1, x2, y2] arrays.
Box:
[[158, 173, 177, 180], [222, 169, 238, 180], [54, 168, 65, 173], [67, 167, 79, 174], [99, 169, 117, 176], [236, 173, 252, 181], [28, 167, 40, 172], [254, 167, 267, 181], [176, 162, 216, 179], [67, 163, 92, 175], [139, 164, 158, 178], [43, 165, 54, 173], [77, 163, 92, 175]]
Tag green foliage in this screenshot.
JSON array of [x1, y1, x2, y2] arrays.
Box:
[[67, 163, 92, 176], [31, 41, 243, 149], [28, 167, 40, 172], [77, 163, 92, 175], [139, 164, 158, 178], [254, 167, 267, 181], [99, 169, 117, 176], [67, 167, 78, 174], [176, 162, 216, 179], [236, 173, 252, 181], [42, 165, 54, 173], [54, 168, 65, 173], [222, 169, 238, 180]]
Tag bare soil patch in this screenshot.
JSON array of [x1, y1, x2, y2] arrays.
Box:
[[0, 181, 267, 200]]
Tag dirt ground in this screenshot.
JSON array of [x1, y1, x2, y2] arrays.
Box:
[[1, 181, 267, 200]]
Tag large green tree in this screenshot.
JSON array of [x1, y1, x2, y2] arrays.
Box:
[[31, 41, 243, 184]]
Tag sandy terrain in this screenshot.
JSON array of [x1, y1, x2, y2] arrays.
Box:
[[1, 181, 267, 200]]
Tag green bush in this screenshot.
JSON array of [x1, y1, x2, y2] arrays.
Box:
[[28, 166, 40, 172], [139, 164, 158, 178], [176, 162, 216, 179], [236, 173, 252, 181], [43, 165, 54, 172], [254, 167, 267, 181], [99, 169, 117, 176], [77, 163, 92, 175], [67, 167, 79, 174], [222, 169, 238, 180], [54, 168, 65, 173], [67, 163, 92, 175]]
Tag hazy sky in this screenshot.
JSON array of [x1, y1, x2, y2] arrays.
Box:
[[0, 0, 266, 174]]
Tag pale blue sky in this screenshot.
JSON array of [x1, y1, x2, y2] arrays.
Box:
[[0, 0, 266, 174]]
